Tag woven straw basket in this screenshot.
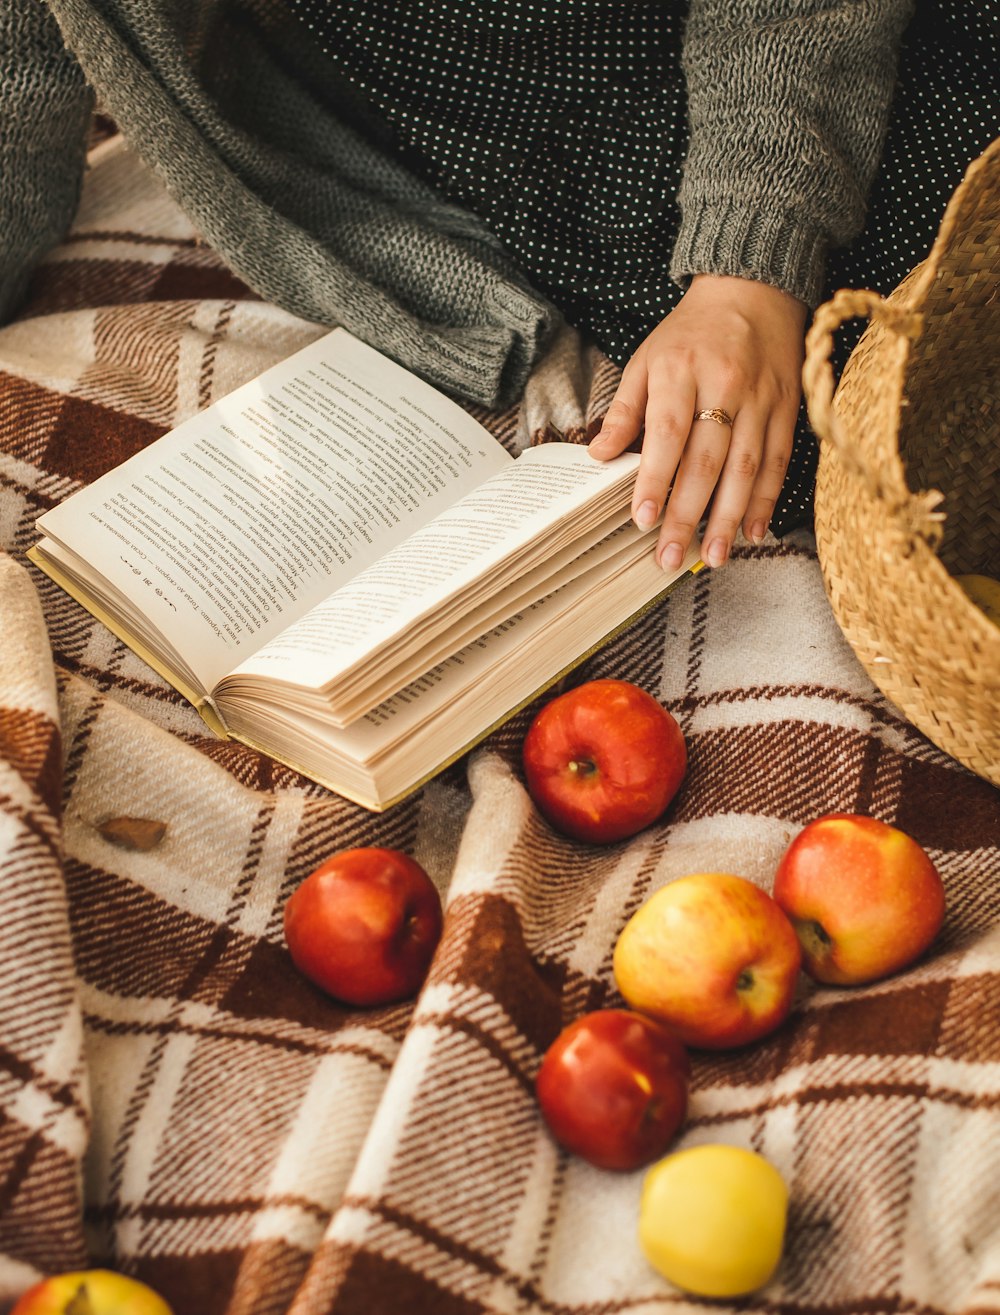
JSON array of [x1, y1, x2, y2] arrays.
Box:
[[802, 136, 1000, 786]]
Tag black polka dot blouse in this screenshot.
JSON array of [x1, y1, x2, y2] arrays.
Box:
[[290, 0, 998, 534]]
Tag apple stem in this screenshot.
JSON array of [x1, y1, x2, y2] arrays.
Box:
[[642, 1096, 663, 1128], [66, 1283, 96, 1315], [736, 969, 754, 992], [810, 920, 832, 946], [568, 758, 597, 777]]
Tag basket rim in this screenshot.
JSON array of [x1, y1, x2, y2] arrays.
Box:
[[807, 136, 1000, 784]]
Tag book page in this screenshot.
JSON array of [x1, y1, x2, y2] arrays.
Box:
[[292, 507, 636, 726], [230, 443, 640, 694], [34, 330, 511, 693]]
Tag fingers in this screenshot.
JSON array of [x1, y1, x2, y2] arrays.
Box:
[[656, 409, 735, 571], [588, 361, 648, 460], [589, 276, 807, 570], [630, 370, 697, 531], [590, 359, 697, 533], [739, 407, 796, 546], [597, 390, 796, 572], [665, 400, 797, 571], [696, 410, 765, 568]]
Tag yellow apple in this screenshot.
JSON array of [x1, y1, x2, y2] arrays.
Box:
[[613, 872, 802, 1048], [639, 1144, 788, 1297]]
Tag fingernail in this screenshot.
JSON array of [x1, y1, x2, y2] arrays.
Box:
[[749, 520, 767, 545], [659, 541, 684, 572], [588, 429, 610, 448], [634, 500, 659, 532], [704, 537, 729, 568]]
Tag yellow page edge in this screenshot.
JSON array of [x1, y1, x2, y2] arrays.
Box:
[[228, 559, 705, 812], [27, 543, 703, 810]]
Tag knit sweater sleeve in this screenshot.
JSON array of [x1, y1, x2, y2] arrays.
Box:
[[0, 0, 93, 323], [670, 0, 914, 307]]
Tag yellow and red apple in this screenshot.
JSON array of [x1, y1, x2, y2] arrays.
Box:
[[10, 1269, 172, 1314], [613, 872, 802, 1048], [772, 813, 946, 985]]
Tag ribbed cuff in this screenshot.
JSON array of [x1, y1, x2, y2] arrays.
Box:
[[670, 197, 830, 308]]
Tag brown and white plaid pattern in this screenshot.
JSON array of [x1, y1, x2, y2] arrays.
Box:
[[1, 133, 999, 1315]]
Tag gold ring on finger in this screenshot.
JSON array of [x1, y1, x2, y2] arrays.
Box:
[[693, 408, 734, 427]]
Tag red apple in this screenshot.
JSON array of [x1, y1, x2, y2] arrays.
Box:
[[522, 679, 686, 844], [284, 847, 443, 1007], [535, 1008, 690, 1171], [772, 813, 946, 985], [10, 1270, 173, 1314], [613, 873, 802, 1048]]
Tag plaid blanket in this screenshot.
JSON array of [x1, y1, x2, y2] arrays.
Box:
[[1, 134, 999, 1315]]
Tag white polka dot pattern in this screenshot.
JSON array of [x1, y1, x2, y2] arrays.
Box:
[[292, 0, 997, 533]]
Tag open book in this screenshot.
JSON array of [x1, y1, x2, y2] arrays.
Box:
[[28, 329, 700, 809]]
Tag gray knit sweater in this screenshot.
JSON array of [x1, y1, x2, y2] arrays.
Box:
[[2, 0, 913, 408]]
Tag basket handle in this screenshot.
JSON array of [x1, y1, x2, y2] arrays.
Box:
[[803, 288, 945, 549]]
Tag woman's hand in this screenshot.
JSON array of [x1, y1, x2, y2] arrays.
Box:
[[588, 274, 808, 569]]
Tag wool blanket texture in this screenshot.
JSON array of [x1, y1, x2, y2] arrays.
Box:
[[1, 135, 999, 1315]]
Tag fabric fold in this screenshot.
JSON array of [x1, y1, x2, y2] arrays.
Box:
[[37, 0, 561, 408]]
